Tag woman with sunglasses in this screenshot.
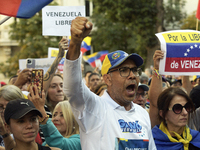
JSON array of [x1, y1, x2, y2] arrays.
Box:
[[152, 87, 200, 149]]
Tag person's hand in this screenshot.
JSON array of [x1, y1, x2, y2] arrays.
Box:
[[153, 50, 164, 70], [58, 38, 69, 57], [16, 69, 21, 75], [28, 85, 45, 111], [70, 17, 93, 45], [14, 68, 32, 89]]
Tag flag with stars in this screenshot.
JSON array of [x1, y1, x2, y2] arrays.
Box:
[[156, 30, 200, 75]]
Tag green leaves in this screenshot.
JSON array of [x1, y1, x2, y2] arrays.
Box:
[[1, 2, 60, 77], [91, 0, 186, 68]]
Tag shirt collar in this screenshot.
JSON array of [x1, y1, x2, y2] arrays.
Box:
[[102, 90, 135, 112]]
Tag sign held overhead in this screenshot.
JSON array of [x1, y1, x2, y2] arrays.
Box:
[[42, 6, 85, 36]]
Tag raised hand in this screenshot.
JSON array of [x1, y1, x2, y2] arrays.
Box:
[[28, 85, 45, 112], [58, 37, 68, 57], [153, 50, 164, 70], [14, 68, 32, 89], [70, 17, 93, 45]]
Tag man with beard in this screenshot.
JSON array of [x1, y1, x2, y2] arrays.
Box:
[[63, 17, 156, 150], [88, 72, 101, 92]]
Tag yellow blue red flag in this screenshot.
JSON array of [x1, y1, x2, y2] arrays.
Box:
[[83, 50, 109, 68]]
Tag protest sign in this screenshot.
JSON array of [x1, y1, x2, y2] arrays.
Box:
[[19, 58, 55, 75], [48, 47, 67, 58], [42, 6, 85, 36], [156, 30, 200, 75], [48, 47, 67, 72]]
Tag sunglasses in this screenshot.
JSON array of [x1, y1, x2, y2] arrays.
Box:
[[168, 102, 193, 114]]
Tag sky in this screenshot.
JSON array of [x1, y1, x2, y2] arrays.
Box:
[[185, 0, 198, 15]]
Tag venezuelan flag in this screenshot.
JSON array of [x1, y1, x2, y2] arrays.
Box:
[[83, 50, 109, 68], [0, 0, 53, 18], [69, 36, 91, 54]]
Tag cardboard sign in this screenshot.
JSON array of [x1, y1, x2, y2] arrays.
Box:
[[42, 6, 85, 36], [156, 30, 200, 75]]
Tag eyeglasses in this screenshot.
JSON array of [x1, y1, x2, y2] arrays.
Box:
[[135, 92, 147, 98], [168, 102, 193, 114], [108, 67, 142, 77]]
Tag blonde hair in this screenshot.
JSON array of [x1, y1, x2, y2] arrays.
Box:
[[53, 101, 79, 137], [0, 85, 24, 101], [46, 74, 67, 113]]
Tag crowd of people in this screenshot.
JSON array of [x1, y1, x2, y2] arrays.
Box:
[[0, 16, 200, 149]]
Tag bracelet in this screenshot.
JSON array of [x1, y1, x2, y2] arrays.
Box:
[[39, 115, 49, 123], [2, 133, 10, 138], [153, 68, 161, 79]]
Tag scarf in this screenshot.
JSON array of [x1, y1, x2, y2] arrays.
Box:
[[159, 122, 192, 150]]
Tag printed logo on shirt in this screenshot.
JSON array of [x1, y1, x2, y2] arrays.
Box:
[[115, 138, 149, 150], [118, 119, 142, 133]]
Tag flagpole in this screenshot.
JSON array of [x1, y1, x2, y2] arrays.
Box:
[[0, 16, 11, 25], [196, 19, 199, 31]]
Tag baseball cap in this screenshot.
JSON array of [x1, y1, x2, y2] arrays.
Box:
[[101, 50, 143, 76], [138, 83, 149, 91], [4, 98, 42, 124]]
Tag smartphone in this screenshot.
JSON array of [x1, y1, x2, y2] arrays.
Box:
[[26, 58, 35, 68], [31, 69, 43, 97]]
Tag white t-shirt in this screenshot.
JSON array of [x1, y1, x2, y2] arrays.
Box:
[[63, 52, 156, 150]]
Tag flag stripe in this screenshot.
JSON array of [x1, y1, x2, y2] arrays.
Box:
[[197, 0, 200, 20], [81, 48, 88, 54], [165, 57, 200, 72], [17, 0, 52, 18], [0, 0, 20, 17], [0, 0, 52, 18], [166, 43, 200, 57]]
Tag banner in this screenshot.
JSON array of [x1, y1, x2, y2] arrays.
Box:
[[42, 6, 85, 36], [156, 30, 200, 75]]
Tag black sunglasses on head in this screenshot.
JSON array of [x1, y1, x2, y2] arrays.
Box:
[[168, 102, 193, 114]]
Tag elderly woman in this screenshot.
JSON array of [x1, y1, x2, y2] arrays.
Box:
[[152, 87, 200, 149]]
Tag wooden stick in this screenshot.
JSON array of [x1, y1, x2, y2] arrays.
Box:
[[196, 19, 199, 31]]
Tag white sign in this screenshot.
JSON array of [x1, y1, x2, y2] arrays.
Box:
[[156, 30, 200, 75], [95, 59, 102, 70], [19, 58, 55, 75], [42, 6, 85, 36]]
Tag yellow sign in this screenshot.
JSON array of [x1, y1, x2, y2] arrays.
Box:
[[162, 32, 200, 43], [50, 49, 67, 58]]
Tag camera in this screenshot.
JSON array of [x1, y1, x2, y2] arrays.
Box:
[[26, 58, 35, 68], [27, 59, 32, 64]]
